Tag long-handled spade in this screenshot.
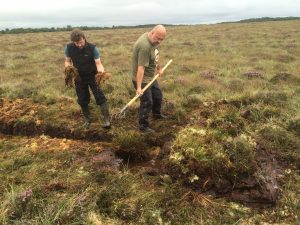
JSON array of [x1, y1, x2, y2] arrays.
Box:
[[112, 59, 173, 119]]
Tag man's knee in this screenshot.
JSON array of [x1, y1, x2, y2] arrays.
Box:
[[95, 98, 107, 105], [77, 97, 90, 106], [153, 93, 162, 102], [77, 91, 90, 105], [141, 97, 153, 111], [94, 90, 107, 105], [152, 87, 163, 101]]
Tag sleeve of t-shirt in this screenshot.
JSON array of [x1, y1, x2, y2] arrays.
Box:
[[64, 46, 70, 57], [137, 48, 150, 67], [93, 47, 100, 60]]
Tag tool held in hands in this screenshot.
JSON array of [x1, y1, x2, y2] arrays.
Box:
[[113, 59, 173, 119]]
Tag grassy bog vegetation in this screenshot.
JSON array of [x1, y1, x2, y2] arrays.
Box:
[[0, 20, 300, 224]]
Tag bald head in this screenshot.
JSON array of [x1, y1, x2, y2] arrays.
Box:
[[152, 25, 166, 35], [148, 24, 167, 45]]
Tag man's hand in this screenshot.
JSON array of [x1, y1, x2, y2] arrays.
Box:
[[157, 65, 163, 77], [95, 71, 111, 86], [157, 68, 163, 77], [64, 65, 79, 87], [137, 87, 143, 96]]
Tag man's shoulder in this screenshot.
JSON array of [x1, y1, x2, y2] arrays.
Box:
[[86, 42, 96, 49], [66, 43, 74, 48], [134, 33, 151, 50]]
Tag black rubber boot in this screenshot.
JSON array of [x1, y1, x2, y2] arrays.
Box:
[[153, 114, 168, 119], [99, 102, 111, 129], [81, 105, 90, 129], [139, 126, 155, 133]]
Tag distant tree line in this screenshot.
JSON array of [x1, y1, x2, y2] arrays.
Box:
[[1, 17, 299, 34], [0, 24, 172, 34], [222, 16, 300, 24]]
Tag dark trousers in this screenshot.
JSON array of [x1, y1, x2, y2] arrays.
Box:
[[75, 77, 106, 107], [132, 80, 163, 128]]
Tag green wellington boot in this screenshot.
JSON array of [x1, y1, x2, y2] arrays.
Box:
[[99, 102, 111, 129], [81, 105, 90, 129]]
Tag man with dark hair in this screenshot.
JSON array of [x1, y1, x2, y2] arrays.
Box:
[[70, 29, 85, 42], [132, 25, 167, 133], [64, 29, 110, 129]]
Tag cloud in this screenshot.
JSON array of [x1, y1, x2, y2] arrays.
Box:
[[0, 0, 300, 29]]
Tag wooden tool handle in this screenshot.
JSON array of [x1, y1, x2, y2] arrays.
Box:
[[119, 59, 173, 114]]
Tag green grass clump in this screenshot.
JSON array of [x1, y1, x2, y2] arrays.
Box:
[[224, 134, 257, 176], [256, 125, 300, 166], [94, 171, 234, 225], [249, 91, 289, 107], [112, 129, 151, 160], [113, 129, 147, 150], [288, 118, 300, 137], [208, 104, 245, 137], [96, 173, 141, 221], [169, 126, 257, 182], [270, 72, 300, 84], [241, 104, 282, 123]]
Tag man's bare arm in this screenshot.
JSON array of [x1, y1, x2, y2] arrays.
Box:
[[95, 58, 104, 73], [65, 57, 72, 68], [136, 65, 145, 95]]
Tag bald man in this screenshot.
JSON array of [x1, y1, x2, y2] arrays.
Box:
[[132, 25, 167, 133]]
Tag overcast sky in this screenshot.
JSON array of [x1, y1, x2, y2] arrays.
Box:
[[1, 0, 299, 29]]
